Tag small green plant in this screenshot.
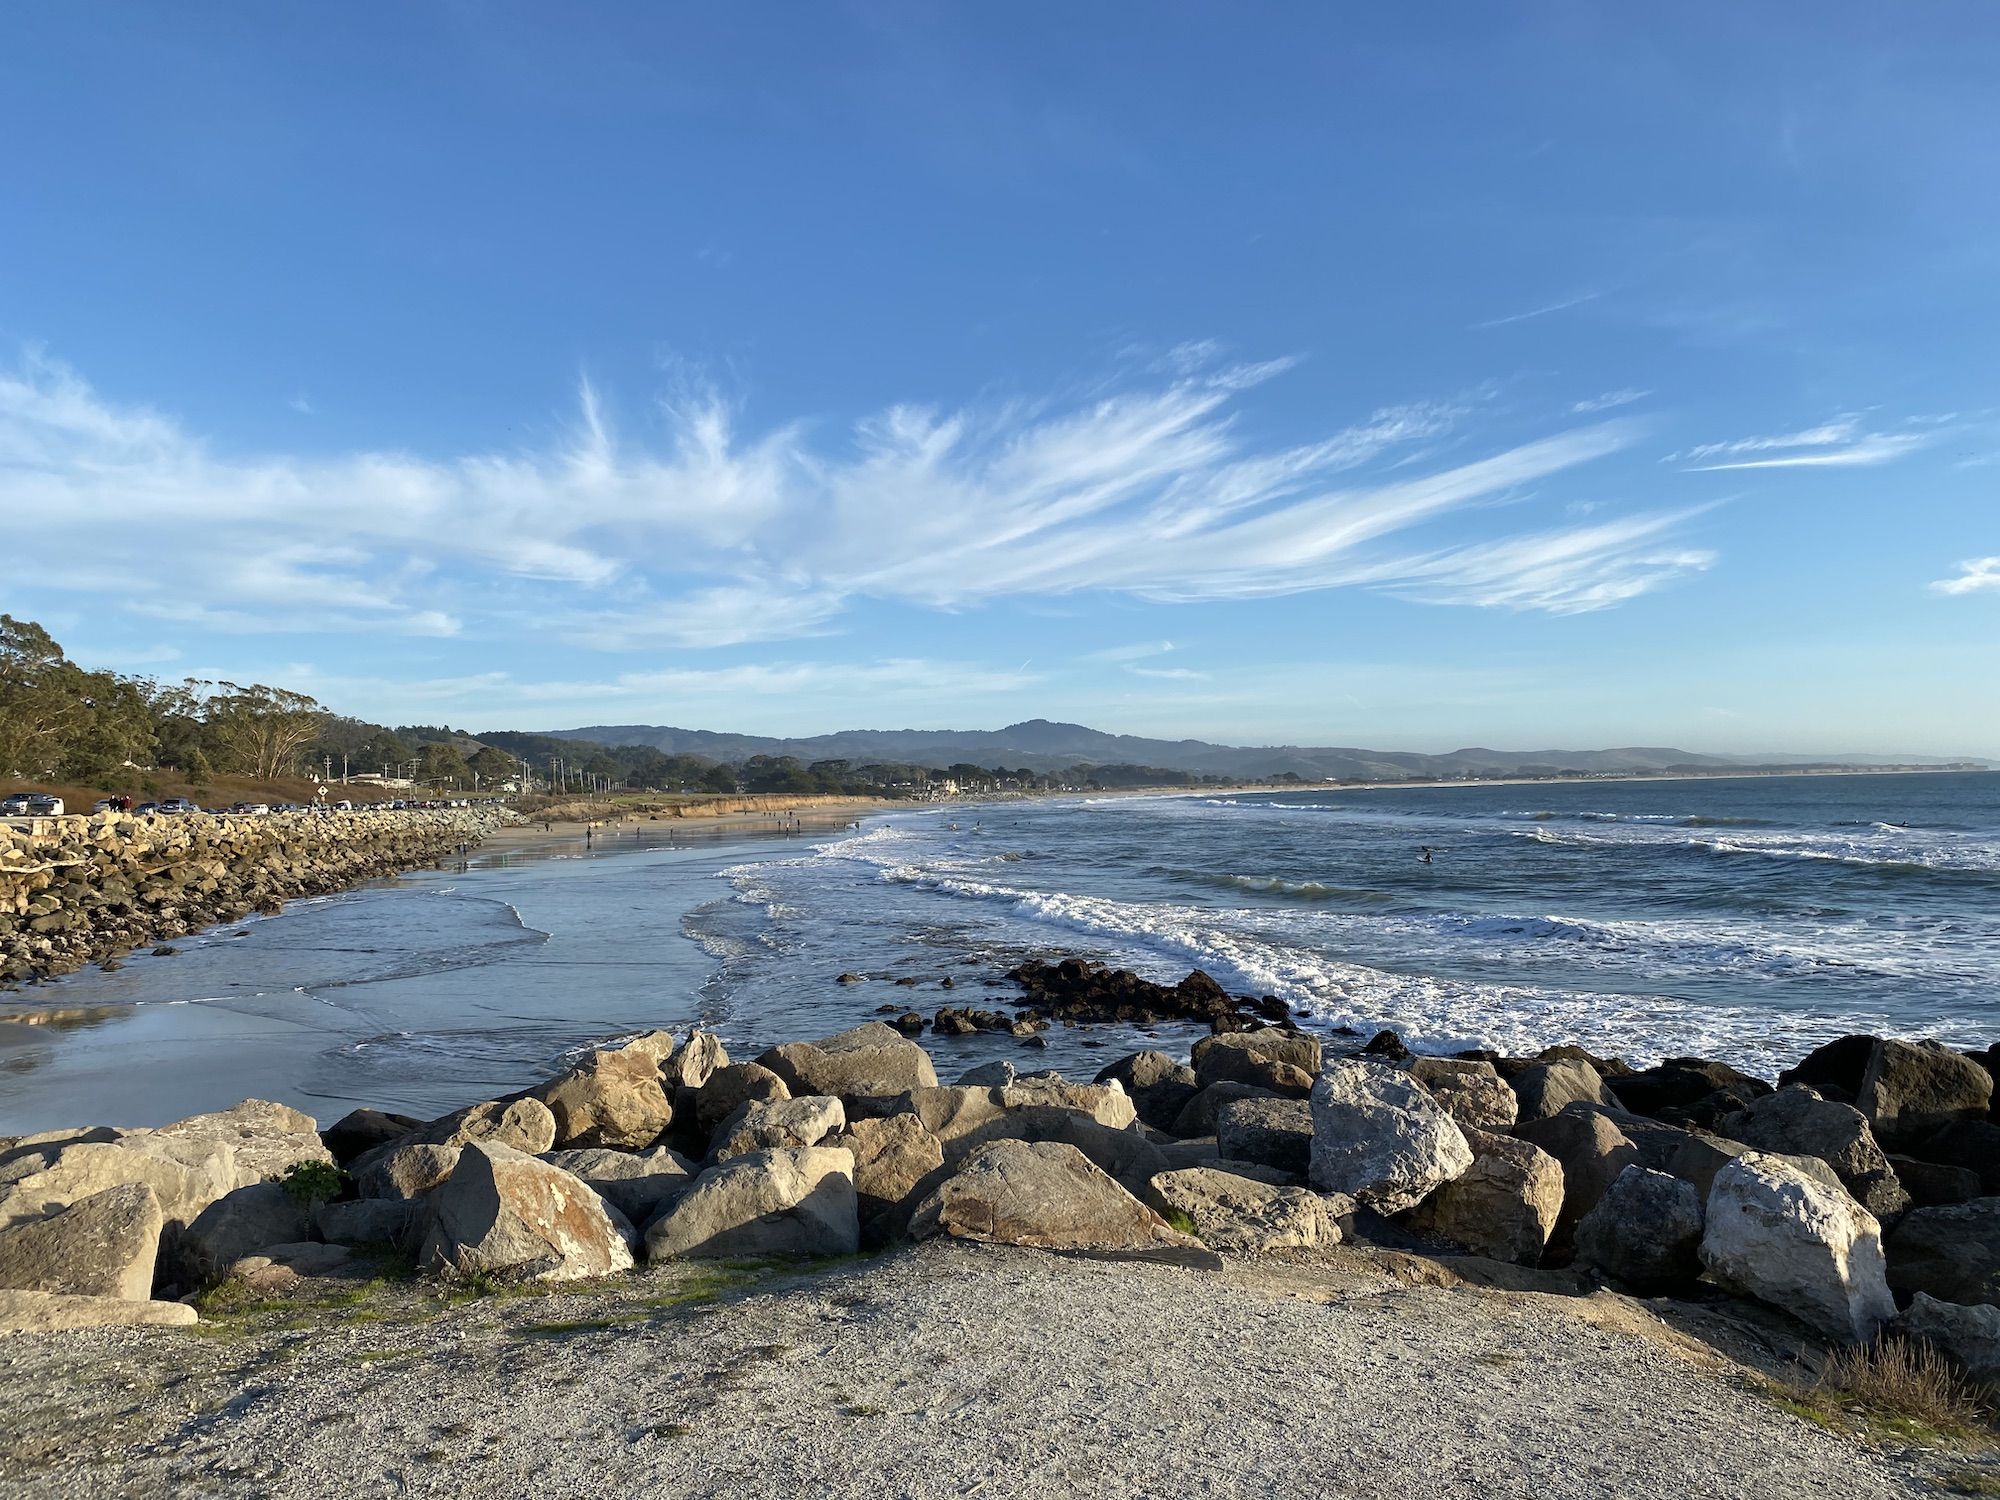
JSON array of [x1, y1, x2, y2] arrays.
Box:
[[1161, 1207, 1199, 1236], [280, 1159, 344, 1206]]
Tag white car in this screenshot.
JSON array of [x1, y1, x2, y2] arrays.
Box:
[[2, 793, 64, 816]]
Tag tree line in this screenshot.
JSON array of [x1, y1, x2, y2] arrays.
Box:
[[1, 614, 1234, 797]]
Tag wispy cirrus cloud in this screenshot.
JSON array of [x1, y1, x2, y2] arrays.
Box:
[[1673, 413, 1939, 472], [1473, 290, 1601, 330], [1930, 557, 2000, 596], [0, 346, 1711, 653], [1571, 388, 1650, 414]]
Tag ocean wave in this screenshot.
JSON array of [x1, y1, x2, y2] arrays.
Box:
[[1516, 822, 2000, 875]]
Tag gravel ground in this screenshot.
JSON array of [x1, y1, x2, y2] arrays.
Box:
[[0, 1241, 1977, 1499]]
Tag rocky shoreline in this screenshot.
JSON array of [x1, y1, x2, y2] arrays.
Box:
[[1, 981, 1994, 1411], [0, 807, 512, 984]]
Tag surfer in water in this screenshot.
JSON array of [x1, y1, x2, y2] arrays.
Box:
[[1418, 846, 1435, 866]]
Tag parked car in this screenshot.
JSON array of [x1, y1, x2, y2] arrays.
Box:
[[3, 793, 65, 816], [134, 801, 160, 816], [227, 802, 272, 816], [333, 799, 354, 811], [156, 797, 201, 815]]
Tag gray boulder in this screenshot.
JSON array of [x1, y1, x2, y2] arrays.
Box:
[[1405, 1058, 1517, 1131], [1699, 1151, 1896, 1342], [1857, 1040, 1993, 1151], [411, 1097, 557, 1155], [0, 1290, 198, 1333], [1891, 1293, 2000, 1394], [830, 1114, 944, 1245], [353, 1142, 462, 1200], [313, 1197, 421, 1248], [0, 1137, 239, 1234], [645, 1147, 858, 1260], [630, 1028, 729, 1092], [1410, 1127, 1563, 1266], [533, 1048, 674, 1151], [956, 1060, 1018, 1088], [1515, 1106, 1642, 1258], [147, 1099, 331, 1184], [419, 1142, 635, 1282], [321, 1108, 421, 1166], [1884, 1198, 2000, 1307], [1094, 1051, 1198, 1132], [1719, 1085, 1907, 1221], [1170, 1081, 1275, 1139], [540, 1147, 694, 1226], [692, 1062, 792, 1139], [1191, 1032, 1321, 1089], [1308, 1059, 1472, 1214], [0, 1184, 164, 1300], [1890, 1154, 1983, 1209], [909, 1140, 1194, 1252], [1216, 1097, 1313, 1177], [178, 1182, 311, 1279], [756, 1023, 938, 1106], [1510, 1059, 1613, 1123], [1573, 1165, 1704, 1294], [711, 1095, 846, 1161], [1150, 1167, 1339, 1253]]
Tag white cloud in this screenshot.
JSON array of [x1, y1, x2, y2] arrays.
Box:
[[1473, 291, 1601, 330], [0, 348, 1709, 649], [1086, 640, 1176, 663], [1930, 557, 2000, 596], [1571, 389, 1650, 414], [1676, 414, 1938, 472]]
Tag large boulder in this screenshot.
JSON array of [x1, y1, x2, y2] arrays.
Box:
[[711, 1096, 846, 1161], [1890, 1154, 1983, 1210], [1699, 1151, 1897, 1343], [942, 1109, 1167, 1200], [1779, 1034, 1879, 1105], [1409, 1128, 1562, 1266], [829, 1115, 944, 1246], [313, 1197, 421, 1248], [533, 1049, 674, 1150], [1150, 1167, 1338, 1253], [1510, 1059, 1613, 1123], [645, 1147, 858, 1260], [1216, 1098, 1313, 1177], [320, 1108, 421, 1166], [419, 1143, 635, 1282], [1891, 1293, 2000, 1394], [410, 1097, 557, 1155], [996, 1078, 1136, 1131], [1170, 1081, 1275, 1139], [630, 1029, 729, 1092], [1719, 1086, 1907, 1221], [1608, 1059, 1770, 1121], [1573, 1166, 1704, 1294], [1191, 1032, 1320, 1096], [0, 1184, 164, 1300], [1095, 1052, 1198, 1132], [1908, 1120, 2000, 1196], [353, 1143, 462, 1201], [147, 1099, 332, 1184], [1308, 1059, 1472, 1215], [0, 1290, 198, 1333], [756, 1023, 938, 1107], [178, 1182, 311, 1280], [1884, 1199, 2000, 1308], [0, 1137, 238, 1234], [1857, 1040, 1994, 1151], [1514, 1106, 1642, 1258], [909, 1140, 1193, 1252], [1404, 1058, 1517, 1131], [541, 1147, 693, 1226], [692, 1063, 792, 1139]]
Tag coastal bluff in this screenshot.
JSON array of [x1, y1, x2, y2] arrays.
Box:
[[0, 806, 508, 983]]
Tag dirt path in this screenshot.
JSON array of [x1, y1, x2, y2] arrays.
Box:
[[0, 1241, 1968, 1499]]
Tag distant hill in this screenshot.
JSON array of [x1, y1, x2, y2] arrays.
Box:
[[499, 718, 1983, 780]]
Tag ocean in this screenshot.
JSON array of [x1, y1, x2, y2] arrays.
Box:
[[3, 772, 1995, 1131]]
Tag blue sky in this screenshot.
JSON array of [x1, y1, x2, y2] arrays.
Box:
[[3, 3, 1997, 755]]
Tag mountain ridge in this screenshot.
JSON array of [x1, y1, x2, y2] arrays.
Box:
[[502, 719, 1989, 780]]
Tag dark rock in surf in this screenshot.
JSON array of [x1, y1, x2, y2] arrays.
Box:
[[1006, 958, 1285, 1033]]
